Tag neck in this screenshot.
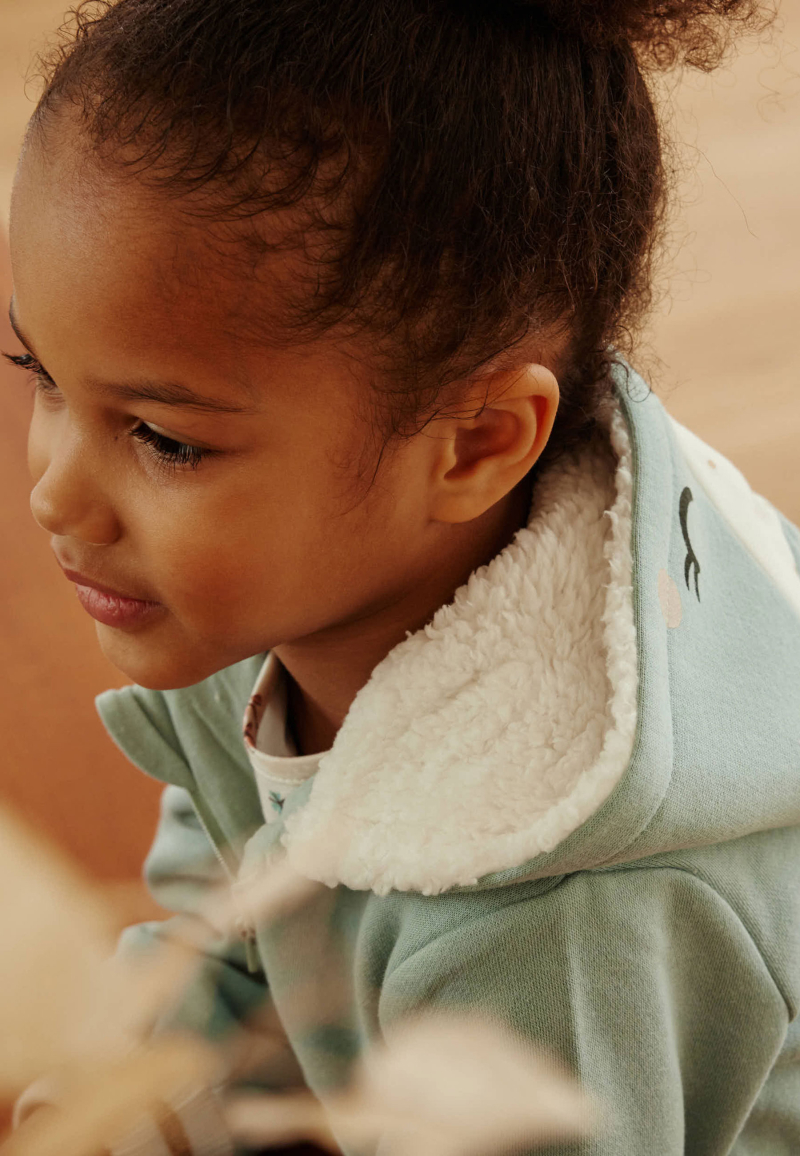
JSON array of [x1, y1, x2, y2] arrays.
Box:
[[275, 473, 535, 758]]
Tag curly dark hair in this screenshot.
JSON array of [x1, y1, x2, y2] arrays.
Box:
[[30, 0, 772, 487]]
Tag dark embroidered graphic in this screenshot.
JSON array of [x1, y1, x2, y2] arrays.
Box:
[[679, 486, 701, 601], [268, 790, 285, 814]]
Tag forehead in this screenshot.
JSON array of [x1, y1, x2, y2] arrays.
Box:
[[9, 128, 305, 377]]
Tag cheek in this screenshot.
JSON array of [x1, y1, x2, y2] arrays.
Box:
[[167, 491, 384, 631], [142, 503, 265, 605], [136, 481, 333, 617], [130, 438, 406, 647]]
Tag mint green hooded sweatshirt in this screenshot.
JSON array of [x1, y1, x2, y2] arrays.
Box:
[[94, 366, 800, 1155]]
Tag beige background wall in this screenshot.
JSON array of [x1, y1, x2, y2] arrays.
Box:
[[645, 6, 800, 521], [0, 0, 798, 881]]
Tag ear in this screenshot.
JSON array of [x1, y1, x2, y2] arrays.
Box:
[[428, 363, 559, 525]]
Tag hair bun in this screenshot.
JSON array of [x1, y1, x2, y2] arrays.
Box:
[[495, 0, 771, 68]]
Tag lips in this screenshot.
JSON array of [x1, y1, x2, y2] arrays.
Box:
[[58, 565, 163, 629], [60, 567, 153, 602]]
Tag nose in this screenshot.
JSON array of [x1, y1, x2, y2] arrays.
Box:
[[28, 423, 120, 547]]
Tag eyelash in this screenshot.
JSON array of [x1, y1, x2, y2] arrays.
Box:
[[3, 351, 208, 471]]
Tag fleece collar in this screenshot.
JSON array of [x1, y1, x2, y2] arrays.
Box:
[[273, 395, 638, 896]]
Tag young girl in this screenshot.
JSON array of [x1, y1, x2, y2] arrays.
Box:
[[8, 0, 800, 1152]]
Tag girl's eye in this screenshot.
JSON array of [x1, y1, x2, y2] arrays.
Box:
[[3, 351, 209, 472], [131, 422, 207, 471], [3, 351, 58, 393]]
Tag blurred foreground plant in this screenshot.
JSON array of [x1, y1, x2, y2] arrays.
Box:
[[0, 802, 596, 1156], [228, 1015, 596, 1155]]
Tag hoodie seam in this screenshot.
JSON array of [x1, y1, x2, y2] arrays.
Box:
[[382, 875, 573, 987], [584, 377, 678, 873], [381, 864, 793, 1027]]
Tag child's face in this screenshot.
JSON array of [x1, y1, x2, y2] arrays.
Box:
[[8, 136, 462, 690]]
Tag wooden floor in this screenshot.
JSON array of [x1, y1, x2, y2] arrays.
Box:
[[0, 1, 798, 885]]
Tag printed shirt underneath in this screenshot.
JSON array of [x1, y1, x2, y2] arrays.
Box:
[[242, 652, 327, 823]]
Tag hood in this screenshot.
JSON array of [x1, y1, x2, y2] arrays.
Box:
[[279, 364, 800, 895]]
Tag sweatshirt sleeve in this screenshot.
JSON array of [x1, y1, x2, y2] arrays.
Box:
[[117, 783, 269, 1042], [378, 867, 791, 1155]]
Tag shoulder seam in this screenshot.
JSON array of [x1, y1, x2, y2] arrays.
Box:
[[385, 865, 793, 1021]]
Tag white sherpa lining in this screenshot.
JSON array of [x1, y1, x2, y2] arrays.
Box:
[[282, 399, 638, 896]]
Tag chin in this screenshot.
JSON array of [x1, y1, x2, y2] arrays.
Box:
[[94, 622, 229, 691]]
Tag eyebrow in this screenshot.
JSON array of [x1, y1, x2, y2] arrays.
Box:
[[7, 300, 260, 416]]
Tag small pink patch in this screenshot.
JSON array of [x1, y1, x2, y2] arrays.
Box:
[[658, 568, 682, 628]]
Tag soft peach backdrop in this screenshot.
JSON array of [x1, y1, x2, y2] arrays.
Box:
[[0, 247, 163, 880], [0, 1, 798, 883]]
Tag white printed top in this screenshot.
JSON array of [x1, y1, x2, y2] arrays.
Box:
[[241, 652, 326, 823]]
